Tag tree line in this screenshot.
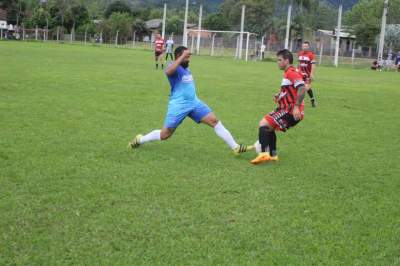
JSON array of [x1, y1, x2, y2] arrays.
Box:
[[0, 0, 399, 49]]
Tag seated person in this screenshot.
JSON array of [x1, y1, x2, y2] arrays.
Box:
[[371, 60, 382, 71]]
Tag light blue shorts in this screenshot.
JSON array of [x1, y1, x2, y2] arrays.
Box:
[[164, 100, 212, 129]]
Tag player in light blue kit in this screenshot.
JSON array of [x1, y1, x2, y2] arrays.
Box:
[[129, 46, 251, 154]]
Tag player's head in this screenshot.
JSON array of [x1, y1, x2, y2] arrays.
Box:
[[155, 33, 161, 39], [302, 41, 310, 51], [175, 46, 191, 68], [276, 49, 293, 70]]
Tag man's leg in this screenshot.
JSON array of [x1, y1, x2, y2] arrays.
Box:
[[251, 117, 279, 164], [201, 113, 238, 149], [155, 54, 159, 69], [159, 53, 165, 69], [129, 104, 188, 149], [199, 112, 251, 154], [306, 82, 316, 107], [141, 127, 175, 143], [128, 127, 175, 149]]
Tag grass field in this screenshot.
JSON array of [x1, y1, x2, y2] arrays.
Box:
[[1, 41, 400, 265]]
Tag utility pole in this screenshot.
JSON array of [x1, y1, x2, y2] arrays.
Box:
[[377, 0, 389, 62], [334, 1, 343, 67]]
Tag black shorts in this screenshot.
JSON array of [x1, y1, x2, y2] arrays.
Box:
[[155, 51, 162, 57], [265, 109, 302, 132]]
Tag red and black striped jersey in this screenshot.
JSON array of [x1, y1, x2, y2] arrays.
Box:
[[275, 66, 305, 113], [298, 50, 315, 77], [154, 38, 165, 52]]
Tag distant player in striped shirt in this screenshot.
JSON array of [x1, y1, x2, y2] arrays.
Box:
[[298, 41, 317, 107], [154, 33, 165, 70]]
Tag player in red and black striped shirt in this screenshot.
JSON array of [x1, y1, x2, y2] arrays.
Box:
[[154, 33, 165, 70], [251, 49, 306, 165], [298, 41, 317, 107]]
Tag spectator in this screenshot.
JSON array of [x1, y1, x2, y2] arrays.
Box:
[[371, 60, 382, 71], [396, 52, 400, 72]]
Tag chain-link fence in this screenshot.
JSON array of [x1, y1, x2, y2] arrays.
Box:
[[2, 27, 399, 70]]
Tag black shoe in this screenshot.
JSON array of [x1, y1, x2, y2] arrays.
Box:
[[311, 99, 317, 108]]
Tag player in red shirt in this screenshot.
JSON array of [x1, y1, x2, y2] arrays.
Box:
[[154, 33, 165, 70], [298, 41, 317, 107], [251, 49, 306, 165]]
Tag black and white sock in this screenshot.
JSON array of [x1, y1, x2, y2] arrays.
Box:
[[307, 89, 314, 100], [270, 131, 277, 156], [259, 126, 270, 153]]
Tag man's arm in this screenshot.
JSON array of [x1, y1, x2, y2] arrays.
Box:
[[293, 84, 306, 121], [310, 63, 316, 80], [165, 50, 190, 76]]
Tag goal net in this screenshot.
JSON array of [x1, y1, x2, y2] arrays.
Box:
[[186, 29, 258, 60]]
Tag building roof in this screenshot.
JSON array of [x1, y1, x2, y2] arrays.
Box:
[[317, 29, 356, 39], [146, 19, 162, 29]]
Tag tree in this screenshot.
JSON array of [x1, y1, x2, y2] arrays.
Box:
[[132, 18, 149, 40], [166, 15, 183, 34], [221, 0, 275, 34], [386, 24, 400, 50], [31, 7, 51, 28], [203, 13, 229, 31], [344, 0, 400, 48], [106, 12, 133, 41], [69, 4, 90, 32], [49, 0, 70, 34], [76, 20, 96, 35], [104, 1, 131, 18], [0, 0, 26, 26]]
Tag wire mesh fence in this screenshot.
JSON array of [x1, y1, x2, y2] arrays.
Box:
[[2, 27, 399, 70]]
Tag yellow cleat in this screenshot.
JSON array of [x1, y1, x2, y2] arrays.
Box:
[[269, 155, 279, 161], [233, 144, 253, 155], [251, 152, 271, 164], [128, 134, 143, 149]]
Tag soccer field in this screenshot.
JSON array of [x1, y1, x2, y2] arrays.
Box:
[[1, 41, 400, 264]]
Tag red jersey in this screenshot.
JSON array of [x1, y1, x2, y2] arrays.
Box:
[[298, 50, 315, 78], [275, 66, 305, 114], [154, 38, 165, 52]]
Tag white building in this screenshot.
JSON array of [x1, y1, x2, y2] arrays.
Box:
[[0, 20, 7, 30]]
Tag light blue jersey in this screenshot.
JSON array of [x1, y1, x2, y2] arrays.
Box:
[[167, 65, 197, 103], [164, 65, 211, 128]]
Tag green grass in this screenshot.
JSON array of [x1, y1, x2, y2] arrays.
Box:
[[1, 41, 400, 265]]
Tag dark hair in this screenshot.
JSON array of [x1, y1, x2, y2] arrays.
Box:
[[303, 41, 310, 45], [276, 49, 293, 64], [175, 46, 188, 58]]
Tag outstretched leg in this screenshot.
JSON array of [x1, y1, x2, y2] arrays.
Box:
[[201, 112, 251, 154], [128, 127, 175, 149]]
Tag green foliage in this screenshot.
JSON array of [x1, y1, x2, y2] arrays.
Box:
[[221, 0, 337, 38], [222, 0, 275, 34], [76, 21, 96, 35], [203, 13, 229, 31], [70, 5, 90, 28], [132, 18, 149, 36], [344, 0, 400, 47], [147, 8, 162, 20], [106, 12, 133, 39], [104, 0, 132, 18], [30, 7, 51, 28], [166, 15, 183, 35], [1, 0, 26, 25]]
